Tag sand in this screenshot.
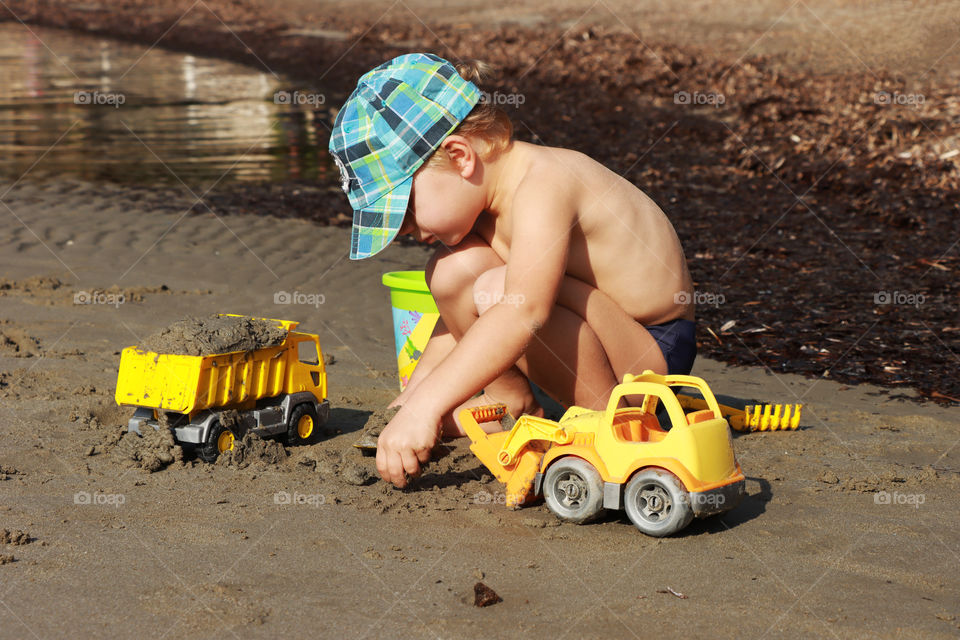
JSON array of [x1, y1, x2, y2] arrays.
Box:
[[217, 432, 288, 470], [138, 314, 289, 356], [1, 178, 958, 639], [0, 529, 32, 545]]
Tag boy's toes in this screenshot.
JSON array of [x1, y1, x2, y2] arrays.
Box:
[[451, 392, 543, 434]]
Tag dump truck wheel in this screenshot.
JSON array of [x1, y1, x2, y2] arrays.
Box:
[[287, 404, 319, 446], [199, 421, 233, 463], [623, 469, 694, 537], [543, 457, 604, 523]]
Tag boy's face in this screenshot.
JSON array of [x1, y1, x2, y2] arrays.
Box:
[[397, 161, 483, 248]]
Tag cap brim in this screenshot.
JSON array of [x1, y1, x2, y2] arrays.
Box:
[[349, 174, 412, 260]]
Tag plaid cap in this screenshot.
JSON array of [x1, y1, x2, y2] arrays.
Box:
[[328, 53, 481, 259]]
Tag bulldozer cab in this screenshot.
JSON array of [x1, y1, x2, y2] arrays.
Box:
[[605, 371, 724, 442]]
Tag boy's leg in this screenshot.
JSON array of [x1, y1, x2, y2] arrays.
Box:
[[472, 266, 669, 411], [412, 235, 544, 435], [552, 274, 670, 381]]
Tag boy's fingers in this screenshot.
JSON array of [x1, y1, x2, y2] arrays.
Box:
[[400, 450, 421, 481], [374, 429, 435, 488], [375, 444, 402, 487], [375, 446, 388, 483], [386, 452, 407, 488]]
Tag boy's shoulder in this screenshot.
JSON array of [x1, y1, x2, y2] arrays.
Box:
[[510, 143, 620, 215], [518, 143, 620, 190], [521, 142, 596, 172], [500, 146, 581, 237], [512, 144, 587, 193]]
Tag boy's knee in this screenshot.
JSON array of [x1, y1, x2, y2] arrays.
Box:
[[473, 266, 506, 315], [425, 234, 501, 304]]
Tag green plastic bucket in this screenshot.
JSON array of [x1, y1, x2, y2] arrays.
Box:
[[382, 271, 440, 390]]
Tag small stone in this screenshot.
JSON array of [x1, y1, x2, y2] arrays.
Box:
[[473, 582, 501, 607]]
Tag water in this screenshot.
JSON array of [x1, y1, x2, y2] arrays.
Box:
[[0, 23, 333, 187]]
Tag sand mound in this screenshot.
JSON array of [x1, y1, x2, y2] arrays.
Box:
[[138, 314, 287, 356], [0, 275, 64, 295], [113, 426, 184, 472], [217, 432, 287, 469], [0, 321, 43, 357], [0, 464, 20, 480], [0, 370, 59, 399], [300, 447, 375, 486], [0, 529, 32, 545], [817, 465, 946, 493], [353, 406, 400, 450]]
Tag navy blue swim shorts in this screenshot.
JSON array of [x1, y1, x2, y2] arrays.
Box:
[[645, 318, 697, 375]]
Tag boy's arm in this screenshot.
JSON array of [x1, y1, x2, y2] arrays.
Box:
[[376, 181, 576, 486]]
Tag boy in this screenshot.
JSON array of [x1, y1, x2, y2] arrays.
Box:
[[329, 53, 696, 488]]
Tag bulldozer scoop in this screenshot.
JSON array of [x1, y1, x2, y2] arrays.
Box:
[[460, 405, 544, 509]]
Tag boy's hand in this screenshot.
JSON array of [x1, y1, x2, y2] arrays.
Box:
[[375, 403, 440, 487]]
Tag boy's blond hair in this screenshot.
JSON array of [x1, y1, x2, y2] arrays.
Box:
[[424, 60, 513, 169]]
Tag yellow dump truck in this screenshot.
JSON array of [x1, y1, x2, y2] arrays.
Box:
[[115, 315, 329, 461]]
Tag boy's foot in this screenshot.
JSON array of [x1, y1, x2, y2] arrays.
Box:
[[447, 390, 544, 437]]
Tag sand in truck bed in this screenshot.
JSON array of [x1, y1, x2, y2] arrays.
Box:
[[137, 314, 288, 356]]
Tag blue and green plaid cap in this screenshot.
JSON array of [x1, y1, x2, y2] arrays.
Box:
[[328, 53, 481, 259]]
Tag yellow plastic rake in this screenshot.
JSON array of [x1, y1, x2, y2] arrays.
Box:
[[742, 403, 802, 431], [677, 394, 802, 432]]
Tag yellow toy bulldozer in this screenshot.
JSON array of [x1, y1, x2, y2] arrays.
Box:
[[460, 371, 755, 537]]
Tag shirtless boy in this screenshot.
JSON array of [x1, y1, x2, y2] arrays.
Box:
[[328, 53, 696, 488]]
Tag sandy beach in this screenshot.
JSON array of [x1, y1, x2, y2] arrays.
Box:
[[0, 179, 957, 638], [1, 1, 959, 638]]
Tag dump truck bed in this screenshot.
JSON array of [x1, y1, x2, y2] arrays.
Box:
[[115, 319, 305, 415]]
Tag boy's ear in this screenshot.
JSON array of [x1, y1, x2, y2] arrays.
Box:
[[438, 135, 477, 179]]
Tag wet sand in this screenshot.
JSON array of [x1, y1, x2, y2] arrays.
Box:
[[0, 180, 958, 638]]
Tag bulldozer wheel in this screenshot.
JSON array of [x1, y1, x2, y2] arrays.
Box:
[[543, 457, 605, 524], [286, 403, 319, 446], [623, 468, 693, 537], [199, 421, 232, 463]]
